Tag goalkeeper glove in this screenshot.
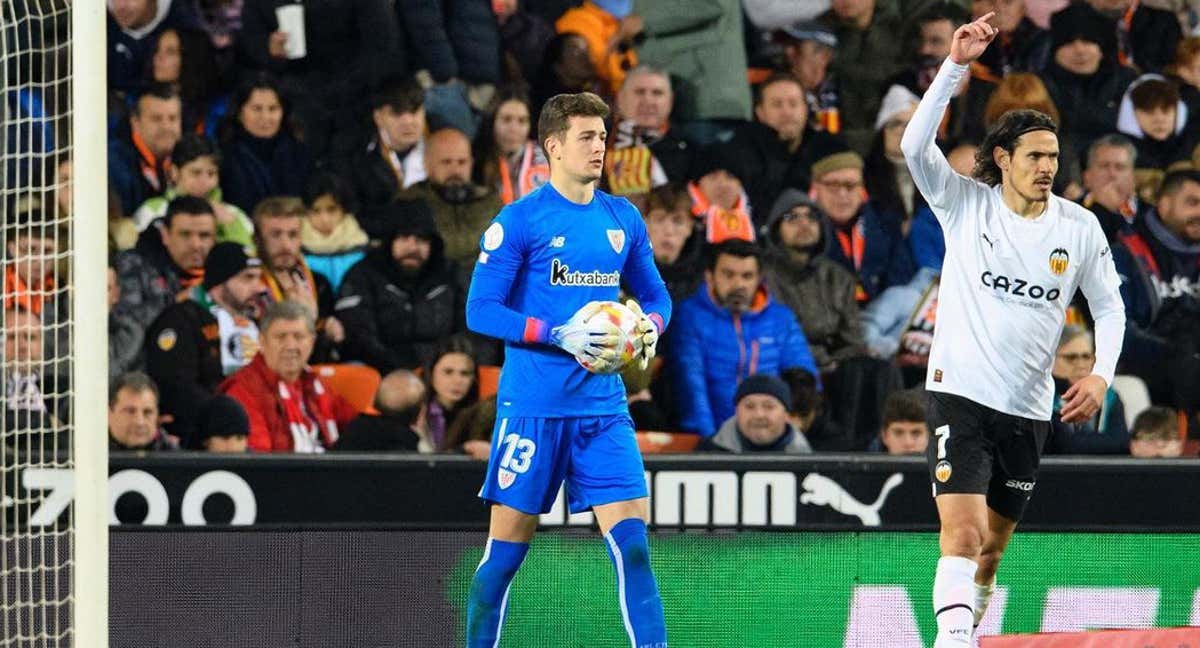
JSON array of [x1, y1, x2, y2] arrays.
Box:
[[625, 299, 659, 371], [549, 301, 622, 366]]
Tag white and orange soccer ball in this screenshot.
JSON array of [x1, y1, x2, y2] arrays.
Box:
[[576, 301, 642, 374]]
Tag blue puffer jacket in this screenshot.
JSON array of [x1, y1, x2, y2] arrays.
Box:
[[670, 282, 818, 437]]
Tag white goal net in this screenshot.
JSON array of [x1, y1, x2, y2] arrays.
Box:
[[1, 0, 106, 646]]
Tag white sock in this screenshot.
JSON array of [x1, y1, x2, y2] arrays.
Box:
[[933, 556, 977, 648], [973, 580, 995, 628]]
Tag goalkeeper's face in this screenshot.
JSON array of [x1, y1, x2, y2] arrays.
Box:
[[549, 116, 607, 186]]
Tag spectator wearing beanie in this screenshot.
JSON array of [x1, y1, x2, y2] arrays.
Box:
[[704, 373, 813, 454], [335, 202, 466, 374], [144, 241, 264, 446], [1042, 2, 1138, 157], [686, 146, 756, 244], [808, 137, 915, 303], [193, 394, 250, 452]]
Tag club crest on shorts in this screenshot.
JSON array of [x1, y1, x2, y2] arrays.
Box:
[[606, 229, 625, 254], [935, 460, 953, 483], [498, 468, 516, 490], [1048, 248, 1069, 275]]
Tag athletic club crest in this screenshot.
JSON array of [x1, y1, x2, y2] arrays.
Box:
[[498, 469, 516, 490], [606, 229, 626, 254], [1048, 248, 1069, 275]]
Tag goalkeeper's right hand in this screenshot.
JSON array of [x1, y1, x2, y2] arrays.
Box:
[[548, 301, 622, 365]]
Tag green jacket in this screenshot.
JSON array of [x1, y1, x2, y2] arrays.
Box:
[[635, 0, 752, 121], [820, 0, 938, 154], [133, 188, 255, 250], [397, 182, 502, 286]]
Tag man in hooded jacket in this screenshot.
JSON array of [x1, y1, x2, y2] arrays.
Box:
[[334, 202, 466, 374]]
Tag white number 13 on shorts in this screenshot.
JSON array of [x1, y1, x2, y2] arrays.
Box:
[[499, 433, 537, 474]]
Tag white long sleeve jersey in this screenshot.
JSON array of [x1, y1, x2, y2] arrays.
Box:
[[901, 60, 1126, 421]]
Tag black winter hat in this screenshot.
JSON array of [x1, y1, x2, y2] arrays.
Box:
[[734, 373, 793, 409], [688, 144, 741, 183], [203, 242, 261, 290], [1050, 3, 1118, 61], [194, 395, 250, 447], [388, 199, 439, 241]]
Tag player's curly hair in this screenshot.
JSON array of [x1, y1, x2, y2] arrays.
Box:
[[972, 109, 1058, 187]]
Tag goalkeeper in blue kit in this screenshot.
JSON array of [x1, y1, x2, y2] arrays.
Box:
[[463, 92, 672, 647]]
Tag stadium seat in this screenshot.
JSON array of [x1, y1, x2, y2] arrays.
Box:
[[478, 365, 501, 400], [1110, 375, 1151, 429], [636, 431, 700, 453], [312, 364, 381, 414]]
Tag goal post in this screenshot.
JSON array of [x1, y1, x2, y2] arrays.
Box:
[[71, 0, 109, 644], [1, 0, 107, 645]]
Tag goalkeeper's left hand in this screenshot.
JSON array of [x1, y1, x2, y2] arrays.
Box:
[[625, 299, 659, 371]]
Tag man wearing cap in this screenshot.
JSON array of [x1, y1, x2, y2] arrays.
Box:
[[778, 21, 841, 134], [705, 373, 813, 454], [144, 241, 264, 446], [1042, 2, 1138, 157], [809, 138, 915, 302], [335, 204, 467, 374]]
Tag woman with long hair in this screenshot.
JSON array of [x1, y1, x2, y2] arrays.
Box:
[[472, 87, 549, 205], [218, 73, 313, 213], [423, 335, 479, 453]]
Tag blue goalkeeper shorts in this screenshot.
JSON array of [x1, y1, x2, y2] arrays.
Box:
[[478, 414, 648, 515]]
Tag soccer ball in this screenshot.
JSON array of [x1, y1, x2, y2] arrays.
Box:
[[576, 301, 641, 374]]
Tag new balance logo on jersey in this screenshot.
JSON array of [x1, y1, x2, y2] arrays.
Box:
[[550, 258, 620, 287], [549, 236, 565, 248], [980, 271, 1061, 302]]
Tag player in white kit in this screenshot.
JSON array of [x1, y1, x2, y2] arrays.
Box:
[[900, 13, 1126, 647]]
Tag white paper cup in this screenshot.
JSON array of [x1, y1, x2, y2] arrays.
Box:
[[275, 4, 307, 60]]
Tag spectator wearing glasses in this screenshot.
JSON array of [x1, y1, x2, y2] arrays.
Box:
[[1046, 325, 1129, 454], [808, 138, 914, 303]]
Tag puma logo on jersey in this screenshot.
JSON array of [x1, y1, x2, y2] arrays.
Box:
[[980, 271, 1061, 302], [981, 233, 996, 250]]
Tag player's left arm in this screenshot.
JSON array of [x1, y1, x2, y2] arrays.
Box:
[[620, 206, 673, 365], [1062, 226, 1126, 423]]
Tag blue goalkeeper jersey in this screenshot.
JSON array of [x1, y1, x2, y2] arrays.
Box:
[[466, 182, 672, 418]]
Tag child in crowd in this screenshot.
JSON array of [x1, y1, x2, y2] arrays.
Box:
[[300, 172, 368, 293], [1129, 406, 1184, 458], [132, 134, 254, 248]]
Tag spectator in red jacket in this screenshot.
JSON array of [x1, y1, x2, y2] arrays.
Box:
[[219, 299, 357, 452]]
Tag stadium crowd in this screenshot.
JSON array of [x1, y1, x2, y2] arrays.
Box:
[[4, 0, 1200, 459]]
